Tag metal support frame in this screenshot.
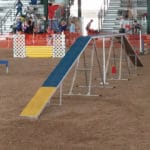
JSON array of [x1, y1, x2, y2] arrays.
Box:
[[105, 37, 114, 74], [101, 37, 110, 85], [112, 35, 134, 80], [50, 33, 141, 104], [65, 39, 101, 96], [106, 35, 137, 81], [59, 84, 62, 105], [66, 34, 140, 96], [68, 57, 80, 95], [118, 36, 123, 80], [126, 54, 137, 76], [102, 37, 107, 84], [48, 84, 63, 106], [122, 36, 138, 78]]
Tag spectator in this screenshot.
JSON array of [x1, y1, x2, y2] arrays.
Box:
[[119, 16, 126, 33], [25, 19, 34, 33], [30, 0, 37, 5], [86, 19, 93, 33], [16, 18, 22, 32], [85, 19, 98, 35], [69, 20, 75, 33], [132, 20, 142, 34], [16, 0, 23, 16], [59, 20, 67, 32], [120, 16, 125, 26]]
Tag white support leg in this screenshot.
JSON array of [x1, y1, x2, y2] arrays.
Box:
[[101, 37, 108, 85], [59, 84, 62, 106], [118, 36, 123, 80]]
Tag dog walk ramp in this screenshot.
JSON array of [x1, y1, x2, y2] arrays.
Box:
[[20, 87, 56, 118], [20, 36, 91, 119], [123, 36, 143, 67]]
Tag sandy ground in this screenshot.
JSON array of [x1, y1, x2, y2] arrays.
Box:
[[0, 46, 150, 150]]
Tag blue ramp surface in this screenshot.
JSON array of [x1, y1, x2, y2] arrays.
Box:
[[43, 36, 91, 87]]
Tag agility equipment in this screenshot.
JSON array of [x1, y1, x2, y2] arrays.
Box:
[[13, 34, 26, 58], [13, 33, 65, 58], [123, 36, 143, 67], [26, 46, 53, 57], [20, 36, 91, 118], [20, 34, 143, 119], [0, 60, 9, 73], [53, 33, 65, 57]]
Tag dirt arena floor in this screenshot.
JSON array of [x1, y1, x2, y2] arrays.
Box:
[[0, 46, 150, 150]]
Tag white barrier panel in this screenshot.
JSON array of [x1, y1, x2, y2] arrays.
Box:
[[13, 34, 26, 58], [53, 33, 66, 58]]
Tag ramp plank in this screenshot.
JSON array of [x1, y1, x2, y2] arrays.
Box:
[[20, 87, 56, 118], [123, 36, 143, 67]]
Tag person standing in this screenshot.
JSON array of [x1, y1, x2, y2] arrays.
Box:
[[132, 19, 141, 34], [69, 20, 75, 33], [16, 0, 23, 16], [86, 19, 93, 33], [30, 0, 37, 5], [16, 18, 22, 32], [59, 20, 67, 32], [119, 16, 126, 33]]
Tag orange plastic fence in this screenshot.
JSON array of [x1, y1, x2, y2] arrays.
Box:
[[95, 38, 121, 49], [141, 34, 150, 49], [25, 32, 81, 47], [25, 33, 50, 46], [64, 31, 81, 47], [0, 32, 81, 49], [126, 34, 150, 53], [0, 35, 13, 49], [2, 33, 149, 51]]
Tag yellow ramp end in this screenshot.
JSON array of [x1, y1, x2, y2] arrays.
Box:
[[20, 87, 56, 119]]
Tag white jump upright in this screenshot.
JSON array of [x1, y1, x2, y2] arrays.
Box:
[[13, 34, 26, 58], [53, 32, 66, 58]]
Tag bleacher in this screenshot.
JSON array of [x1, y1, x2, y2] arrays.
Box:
[[0, 0, 42, 35]]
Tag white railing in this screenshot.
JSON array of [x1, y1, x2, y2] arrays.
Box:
[[0, 9, 13, 35], [98, 0, 110, 31], [121, 0, 147, 7], [0, 0, 17, 35]]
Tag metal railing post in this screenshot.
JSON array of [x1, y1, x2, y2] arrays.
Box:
[[0, 20, 3, 35]]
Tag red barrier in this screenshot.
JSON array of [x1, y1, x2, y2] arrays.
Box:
[[0, 34, 13, 49], [64, 31, 81, 47], [25, 32, 80, 47], [25, 33, 49, 46]]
